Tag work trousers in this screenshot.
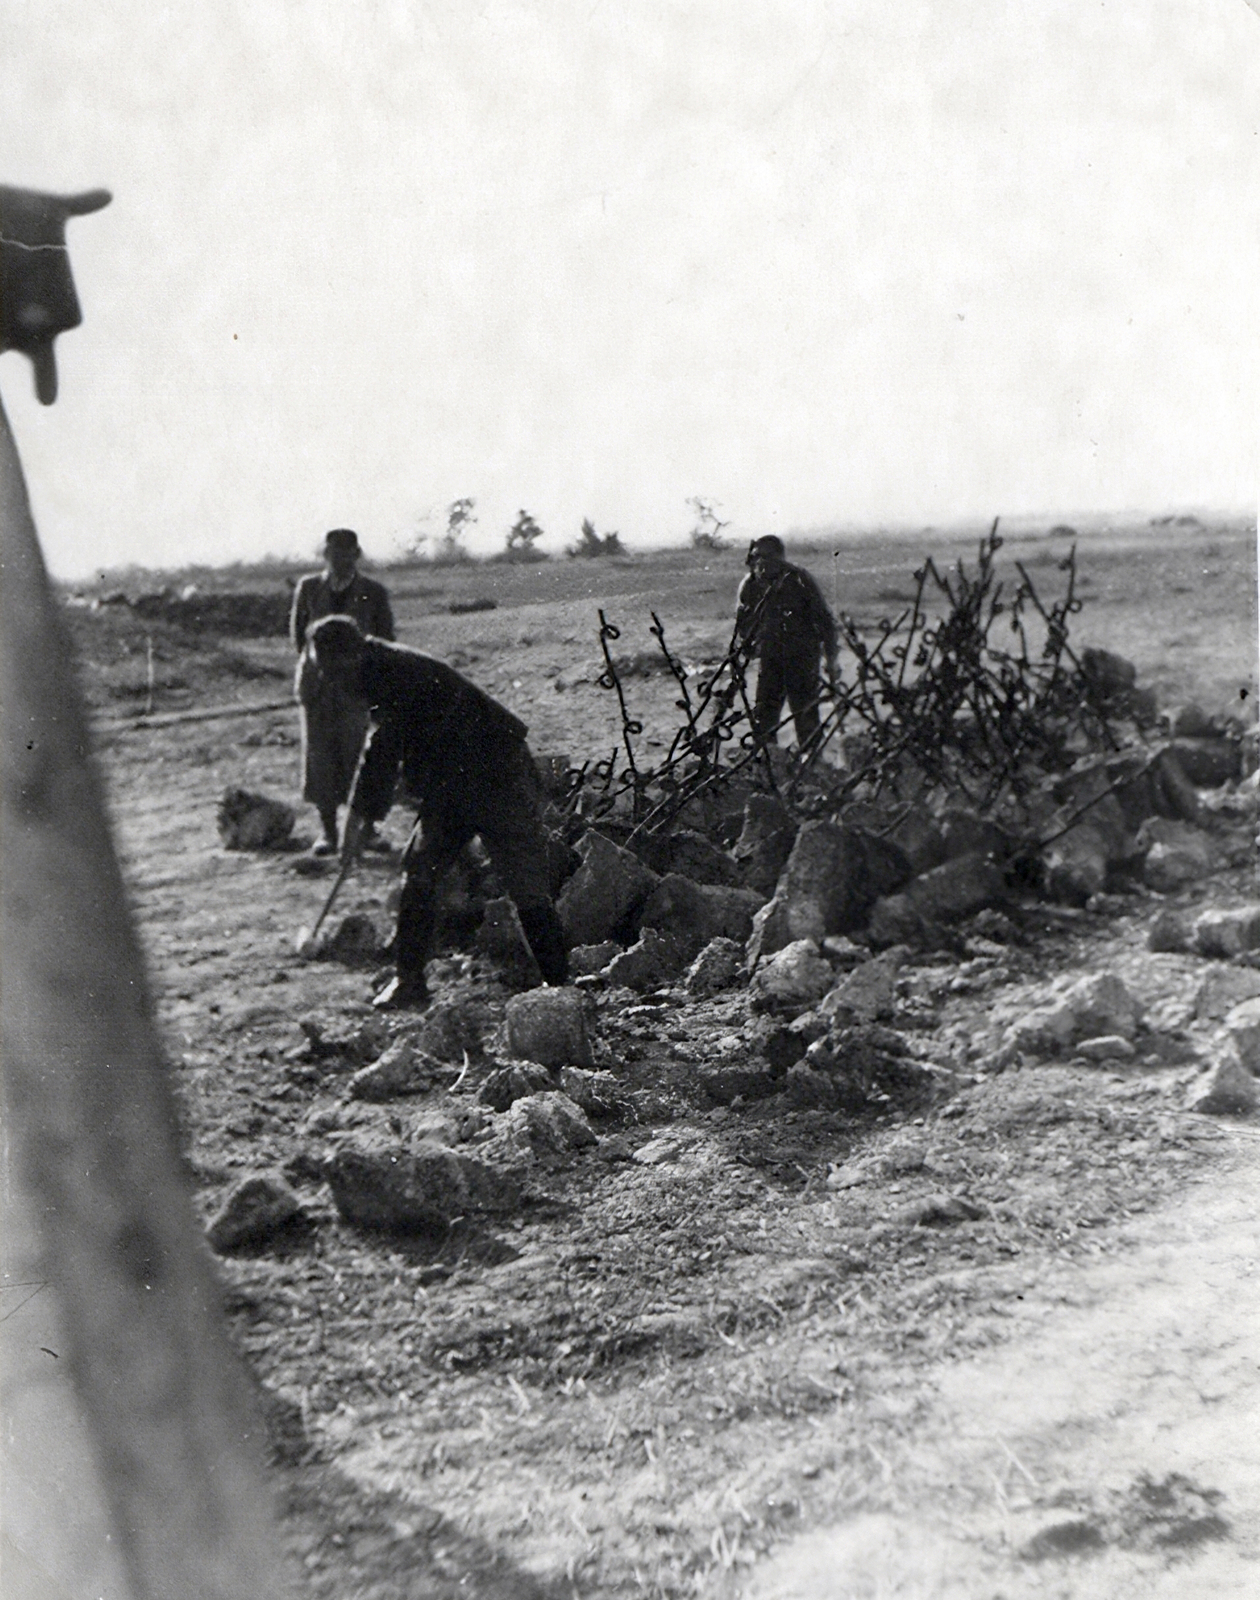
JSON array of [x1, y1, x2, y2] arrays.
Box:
[[752, 649, 824, 750], [394, 746, 567, 987]]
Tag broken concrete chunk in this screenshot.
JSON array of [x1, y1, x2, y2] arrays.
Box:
[[685, 936, 746, 997], [1137, 819, 1217, 891], [749, 939, 836, 1015], [327, 1144, 521, 1231], [1192, 966, 1260, 1022], [504, 1091, 598, 1158], [557, 831, 658, 946], [1193, 905, 1260, 959], [640, 874, 764, 950], [866, 894, 924, 949], [1002, 971, 1140, 1058], [784, 1062, 839, 1109], [1169, 737, 1241, 789], [666, 828, 745, 887], [761, 822, 913, 955], [605, 928, 693, 991], [819, 947, 909, 1024], [699, 1065, 780, 1105], [567, 940, 622, 977], [558, 1066, 628, 1118], [477, 1060, 555, 1112], [207, 1174, 305, 1252], [346, 1038, 443, 1101], [504, 987, 594, 1067], [906, 852, 1007, 922], [1186, 1058, 1257, 1115]]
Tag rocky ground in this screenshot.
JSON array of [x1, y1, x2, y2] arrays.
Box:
[[48, 531, 1260, 1596]]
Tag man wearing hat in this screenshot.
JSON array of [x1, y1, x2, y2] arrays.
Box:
[[291, 529, 395, 854], [735, 535, 839, 752], [307, 615, 569, 1010]]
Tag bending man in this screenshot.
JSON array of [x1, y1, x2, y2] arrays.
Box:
[[291, 527, 395, 854], [307, 615, 568, 1011], [735, 535, 839, 751]]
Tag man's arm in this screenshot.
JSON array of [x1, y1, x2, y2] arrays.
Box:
[[290, 577, 312, 651], [346, 715, 401, 829], [374, 583, 396, 642], [801, 569, 839, 682], [734, 573, 760, 648]]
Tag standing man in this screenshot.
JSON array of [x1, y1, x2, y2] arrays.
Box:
[[735, 535, 839, 752], [307, 615, 568, 1011], [291, 528, 395, 854]]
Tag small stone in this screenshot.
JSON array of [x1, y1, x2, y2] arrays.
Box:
[[207, 1174, 305, 1252], [1137, 818, 1217, 891], [906, 852, 1008, 922], [1186, 1058, 1257, 1115], [749, 939, 836, 1015], [504, 987, 594, 1067], [1148, 910, 1190, 953], [684, 936, 746, 997], [1001, 971, 1141, 1058], [1075, 1035, 1137, 1062], [1193, 905, 1260, 959], [346, 1038, 442, 1101], [217, 788, 296, 851], [784, 1062, 839, 1109], [894, 1193, 985, 1227], [321, 914, 384, 963], [632, 1132, 701, 1166]]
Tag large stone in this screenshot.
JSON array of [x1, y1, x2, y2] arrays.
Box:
[[640, 874, 764, 950], [207, 1174, 305, 1252], [1139, 820, 1216, 892], [477, 1060, 554, 1112], [866, 893, 925, 948], [749, 939, 836, 1015], [568, 940, 622, 977], [557, 831, 659, 946], [347, 1038, 443, 1101], [503, 1092, 598, 1159], [733, 794, 800, 894], [1193, 905, 1260, 959], [558, 1066, 629, 1118], [1166, 703, 1216, 739], [906, 852, 1007, 922], [1002, 971, 1141, 1058], [1042, 821, 1111, 906], [217, 788, 295, 851], [1191, 966, 1260, 1022], [684, 936, 746, 997], [1147, 909, 1190, 953], [1080, 646, 1137, 697], [1223, 997, 1260, 1073], [1169, 737, 1241, 789], [413, 996, 499, 1063], [754, 822, 912, 956], [819, 948, 909, 1025], [504, 988, 594, 1067], [327, 1144, 521, 1231], [745, 893, 795, 966], [1187, 1058, 1257, 1115], [938, 809, 1011, 864], [666, 829, 745, 887], [605, 928, 693, 991]]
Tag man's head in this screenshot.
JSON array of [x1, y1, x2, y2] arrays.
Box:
[[308, 614, 368, 696], [747, 534, 786, 576], [323, 527, 361, 585]]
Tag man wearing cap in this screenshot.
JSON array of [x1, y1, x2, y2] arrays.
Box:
[[735, 535, 839, 752], [307, 615, 569, 1011], [291, 529, 395, 855]]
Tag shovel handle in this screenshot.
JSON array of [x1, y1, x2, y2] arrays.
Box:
[[309, 854, 354, 943]]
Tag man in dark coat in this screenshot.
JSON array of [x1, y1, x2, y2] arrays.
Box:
[[735, 535, 839, 751], [291, 528, 395, 853], [307, 615, 568, 1010]]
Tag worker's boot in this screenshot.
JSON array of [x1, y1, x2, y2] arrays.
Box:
[[518, 903, 569, 987]]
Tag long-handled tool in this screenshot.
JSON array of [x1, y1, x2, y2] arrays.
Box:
[[294, 854, 354, 957]]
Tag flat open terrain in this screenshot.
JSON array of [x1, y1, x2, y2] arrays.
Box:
[[46, 518, 1260, 1596]]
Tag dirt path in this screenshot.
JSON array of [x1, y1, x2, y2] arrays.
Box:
[[739, 1133, 1260, 1600]]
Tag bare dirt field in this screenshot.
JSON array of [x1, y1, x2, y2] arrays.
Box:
[[50, 519, 1260, 1596]]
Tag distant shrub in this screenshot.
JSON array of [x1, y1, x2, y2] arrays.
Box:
[[410, 498, 477, 565], [567, 518, 625, 559], [493, 509, 549, 564]]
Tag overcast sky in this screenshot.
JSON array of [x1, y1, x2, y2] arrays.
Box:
[[3, 0, 1258, 577]]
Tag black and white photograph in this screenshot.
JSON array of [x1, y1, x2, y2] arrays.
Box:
[[3, 4, 1259, 1596]]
